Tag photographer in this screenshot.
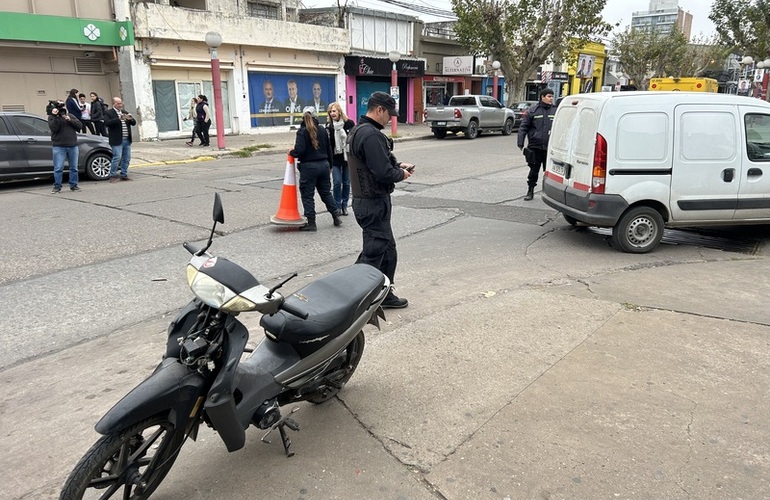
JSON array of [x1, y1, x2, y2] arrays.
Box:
[[48, 101, 82, 193], [104, 96, 136, 181]]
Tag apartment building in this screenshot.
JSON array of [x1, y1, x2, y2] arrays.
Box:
[[631, 0, 693, 39]]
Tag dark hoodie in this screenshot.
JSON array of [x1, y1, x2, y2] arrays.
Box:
[[290, 117, 333, 165]]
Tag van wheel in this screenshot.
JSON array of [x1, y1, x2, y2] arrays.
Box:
[[611, 207, 664, 253], [465, 121, 479, 139], [563, 214, 579, 226]]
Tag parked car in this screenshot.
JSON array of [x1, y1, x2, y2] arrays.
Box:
[[423, 95, 515, 139], [0, 112, 112, 182], [508, 100, 537, 129]]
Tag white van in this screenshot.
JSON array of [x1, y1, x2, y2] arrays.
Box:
[[542, 91, 770, 253]]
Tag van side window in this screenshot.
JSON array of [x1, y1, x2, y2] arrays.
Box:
[[680, 111, 736, 161], [617, 112, 668, 160], [745, 114, 770, 161]]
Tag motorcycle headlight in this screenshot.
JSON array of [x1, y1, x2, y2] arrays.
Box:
[[186, 265, 257, 312]]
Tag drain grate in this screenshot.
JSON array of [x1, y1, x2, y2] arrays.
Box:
[[586, 226, 766, 255]]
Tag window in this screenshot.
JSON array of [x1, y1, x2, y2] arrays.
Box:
[[745, 113, 770, 161], [12, 116, 50, 136], [247, 1, 280, 20]]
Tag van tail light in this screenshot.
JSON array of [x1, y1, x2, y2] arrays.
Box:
[[592, 133, 607, 194], [454, 108, 462, 119]]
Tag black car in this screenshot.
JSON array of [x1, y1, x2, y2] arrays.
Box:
[[508, 100, 537, 130], [0, 112, 112, 181]]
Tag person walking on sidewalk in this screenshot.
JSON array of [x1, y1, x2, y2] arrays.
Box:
[[48, 101, 82, 193], [289, 106, 341, 232], [105, 97, 136, 182], [517, 88, 556, 201], [326, 102, 355, 216], [195, 95, 211, 147], [347, 91, 414, 309], [184, 97, 199, 146]]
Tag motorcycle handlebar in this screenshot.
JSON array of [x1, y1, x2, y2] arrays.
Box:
[[280, 300, 309, 320]]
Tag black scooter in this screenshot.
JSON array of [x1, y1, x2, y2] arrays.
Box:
[[60, 193, 389, 499]]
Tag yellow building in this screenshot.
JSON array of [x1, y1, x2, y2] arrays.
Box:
[[567, 40, 607, 95]]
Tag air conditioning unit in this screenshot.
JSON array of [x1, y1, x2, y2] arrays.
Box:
[[83, 51, 97, 58]]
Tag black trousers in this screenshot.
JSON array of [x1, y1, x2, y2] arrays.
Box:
[[196, 120, 211, 145], [352, 196, 397, 284], [526, 147, 548, 188], [298, 160, 337, 219]]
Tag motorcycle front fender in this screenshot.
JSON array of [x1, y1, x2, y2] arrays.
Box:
[[95, 358, 206, 435]]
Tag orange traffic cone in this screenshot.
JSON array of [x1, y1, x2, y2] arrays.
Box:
[[270, 154, 306, 226]]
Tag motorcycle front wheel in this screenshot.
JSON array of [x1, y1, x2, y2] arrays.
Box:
[[306, 331, 366, 404], [60, 414, 187, 500]]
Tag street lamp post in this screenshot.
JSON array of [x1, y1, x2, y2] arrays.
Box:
[[491, 60, 501, 101], [388, 50, 400, 136], [205, 31, 225, 150]]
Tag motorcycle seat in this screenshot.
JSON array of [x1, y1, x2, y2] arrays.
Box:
[[260, 264, 385, 355]]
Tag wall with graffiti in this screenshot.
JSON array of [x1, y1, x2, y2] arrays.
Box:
[[247, 73, 336, 127]]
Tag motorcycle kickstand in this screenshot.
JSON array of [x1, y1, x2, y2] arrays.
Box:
[[261, 407, 300, 457]]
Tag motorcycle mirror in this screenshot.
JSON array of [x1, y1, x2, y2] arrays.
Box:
[[197, 193, 224, 256], [213, 193, 224, 224]]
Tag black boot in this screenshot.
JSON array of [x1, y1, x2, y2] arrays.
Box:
[[523, 187, 534, 201], [299, 217, 317, 232], [332, 210, 342, 227]]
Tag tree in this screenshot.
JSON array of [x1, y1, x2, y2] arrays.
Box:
[[451, 0, 612, 103], [710, 0, 770, 59], [610, 27, 726, 89]]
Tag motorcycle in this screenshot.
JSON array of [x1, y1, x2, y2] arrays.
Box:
[[60, 193, 389, 499]]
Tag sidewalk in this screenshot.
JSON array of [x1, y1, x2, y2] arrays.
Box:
[[131, 123, 434, 166]]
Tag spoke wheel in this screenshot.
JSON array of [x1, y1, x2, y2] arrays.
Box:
[[305, 332, 366, 404], [465, 121, 479, 139], [60, 415, 186, 500], [86, 153, 112, 181], [502, 118, 514, 136]]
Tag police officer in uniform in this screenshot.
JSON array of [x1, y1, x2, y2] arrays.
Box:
[[517, 88, 556, 200], [347, 92, 414, 308]]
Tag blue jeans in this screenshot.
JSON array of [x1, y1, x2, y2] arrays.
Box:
[[332, 161, 350, 210], [110, 139, 132, 178], [53, 145, 79, 189]]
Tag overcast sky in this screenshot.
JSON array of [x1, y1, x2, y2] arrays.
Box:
[[302, 0, 717, 37]]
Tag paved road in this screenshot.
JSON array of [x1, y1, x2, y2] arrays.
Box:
[[2, 135, 770, 499]]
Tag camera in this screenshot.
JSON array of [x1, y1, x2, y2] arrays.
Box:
[[46, 100, 67, 116]]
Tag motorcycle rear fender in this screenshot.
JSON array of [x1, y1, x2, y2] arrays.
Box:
[[95, 358, 206, 435], [203, 316, 249, 452]]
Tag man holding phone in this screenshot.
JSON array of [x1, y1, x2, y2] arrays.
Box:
[[104, 96, 137, 181], [347, 91, 414, 309]]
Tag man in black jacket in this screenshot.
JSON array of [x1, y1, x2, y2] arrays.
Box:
[[517, 88, 556, 200], [48, 101, 82, 193], [104, 96, 137, 181], [347, 92, 414, 309]]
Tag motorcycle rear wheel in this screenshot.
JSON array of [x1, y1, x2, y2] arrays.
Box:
[[60, 414, 187, 500], [306, 331, 365, 404]]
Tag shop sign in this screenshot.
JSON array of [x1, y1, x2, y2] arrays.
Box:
[[443, 56, 473, 75], [345, 56, 425, 77]]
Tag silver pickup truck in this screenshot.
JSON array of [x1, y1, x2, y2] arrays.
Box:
[[424, 95, 515, 139]]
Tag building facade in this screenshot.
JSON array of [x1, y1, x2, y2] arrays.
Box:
[[0, 1, 132, 115]]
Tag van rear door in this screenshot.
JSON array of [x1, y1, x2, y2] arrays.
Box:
[[545, 97, 599, 197], [670, 104, 740, 221]]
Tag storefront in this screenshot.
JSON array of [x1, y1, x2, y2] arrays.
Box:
[[344, 55, 425, 123], [424, 75, 466, 106]]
